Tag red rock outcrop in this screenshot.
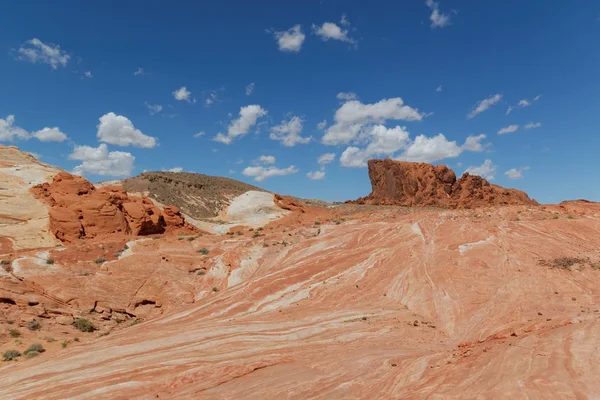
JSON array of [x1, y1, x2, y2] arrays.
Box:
[[353, 159, 537, 208], [31, 172, 197, 242]]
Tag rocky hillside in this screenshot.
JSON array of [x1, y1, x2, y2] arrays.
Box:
[[122, 172, 266, 219], [354, 158, 537, 208]]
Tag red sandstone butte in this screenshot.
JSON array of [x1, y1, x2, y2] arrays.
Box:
[[31, 172, 197, 242], [353, 158, 537, 208]]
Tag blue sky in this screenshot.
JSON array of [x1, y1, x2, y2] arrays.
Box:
[[1, 0, 599, 203]]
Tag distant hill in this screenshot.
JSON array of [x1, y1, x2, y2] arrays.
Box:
[[122, 171, 267, 219]]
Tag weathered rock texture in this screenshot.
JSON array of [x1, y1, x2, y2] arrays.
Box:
[[32, 172, 197, 242], [354, 158, 537, 208], [0, 145, 62, 251]]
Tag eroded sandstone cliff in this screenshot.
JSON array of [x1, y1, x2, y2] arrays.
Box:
[[354, 158, 537, 208]]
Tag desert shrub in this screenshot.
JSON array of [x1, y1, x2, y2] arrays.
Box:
[[196, 269, 206, 276], [314, 221, 321, 226], [237, 231, 243, 236], [61, 340, 70, 349], [2, 350, 21, 361], [198, 248, 209, 255], [122, 244, 129, 250], [226, 232, 234, 236], [73, 318, 96, 332], [24, 343, 44, 355], [187, 237, 195, 242], [257, 227, 264, 231], [252, 232, 261, 238], [541, 257, 586, 269], [43, 336, 56, 343], [0, 260, 10, 265], [94, 257, 106, 264], [25, 351, 40, 358], [212, 286, 219, 292], [591, 263, 600, 270], [9, 329, 20, 338], [46, 258, 54, 265], [27, 319, 41, 331]]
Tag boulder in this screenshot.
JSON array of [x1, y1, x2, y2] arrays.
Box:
[[32, 173, 198, 242]]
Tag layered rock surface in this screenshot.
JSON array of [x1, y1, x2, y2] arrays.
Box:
[[32, 172, 197, 242], [354, 158, 537, 208], [0, 145, 61, 251], [2, 201, 600, 399]]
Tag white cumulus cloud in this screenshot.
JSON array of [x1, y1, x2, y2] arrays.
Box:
[[505, 166, 530, 180], [166, 167, 183, 173], [246, 82, 255, 96], [524, 122, 542, 129], [31, 127, 68, 142], [465, 159, 496, 180], [425, 0, 452, 29], [258, 155, 276, 164], [497, 124, 519, 135], [272, 25, 305, 53], [0, 115, 67, 142], [307, 170, 326, 180], [317, 119, 327, 130], [323, 97, 425, 145], [214, 105, 268, 144], [318, 153, 336, 165], [312, 16, 357, 45], [97, 112, 157, 148], [436, 85, 443, 92], [0, 115, 31, 142], [83, 71, 92, 79], [17, 38, 70, 69], [70, 143, 134, 177], [173, 86, 192, 102], [270, 116, 311, 147], [242, 165, 298, 182], [468, 93, 503, 119]]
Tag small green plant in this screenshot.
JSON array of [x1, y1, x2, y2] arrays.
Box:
[[196, 269, 206, 275], [9, 329, 20, 338], [24, 343, 44, 355], [46, 258, 55, 265], [3, 350, 21, 361], [27, 319, 41, 331], [94, 257, 106, 264], [187, 237, 195, 242], [61, 340, 70, 349], [73, 318, 96, 332], [212, 286, 219, 292], [314, 221, 321, 226], [198, 248, 209, 255]]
